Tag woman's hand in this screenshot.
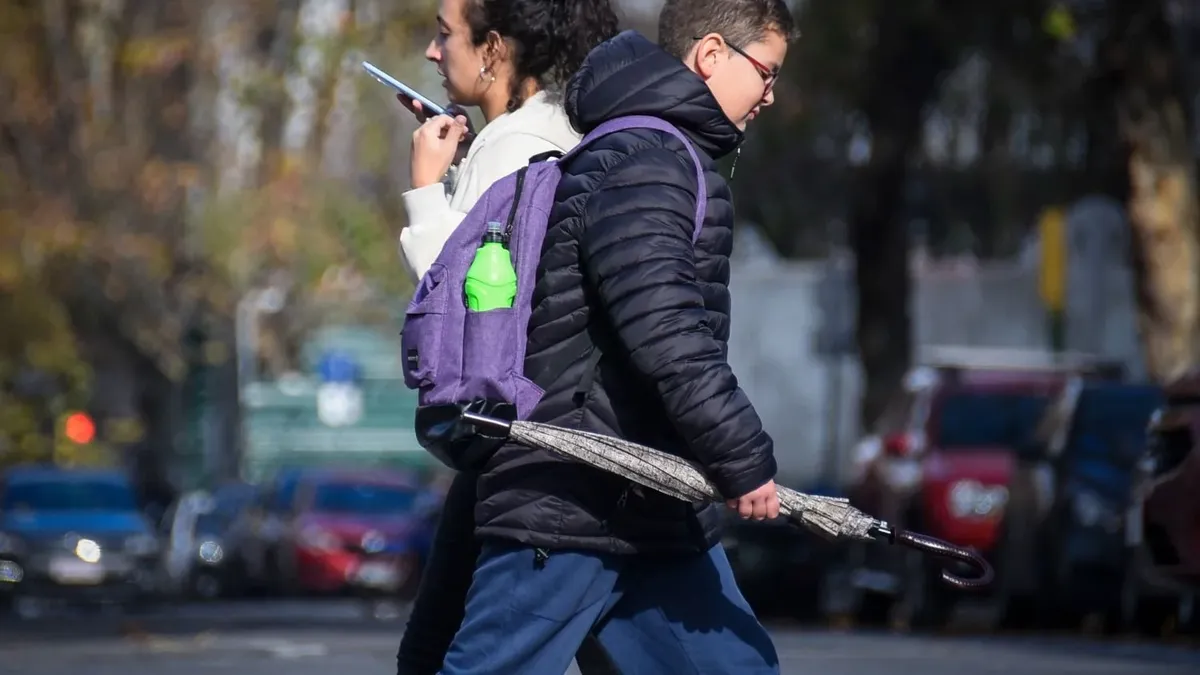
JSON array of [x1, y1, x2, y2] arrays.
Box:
[[410, 113, 471, 189], [396, 94, 475, 136]]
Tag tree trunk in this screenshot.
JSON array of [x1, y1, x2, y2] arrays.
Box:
[[981, 75, 1015, 259], [1100, 0, 1200, 384], [852, 4, 956, 427]]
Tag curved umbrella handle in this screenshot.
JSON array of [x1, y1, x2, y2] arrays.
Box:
[[894, 530, 994, 589], [869, 523, 993, 590]]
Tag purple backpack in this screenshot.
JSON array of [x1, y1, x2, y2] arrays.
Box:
[[401, 115, 707, 471]]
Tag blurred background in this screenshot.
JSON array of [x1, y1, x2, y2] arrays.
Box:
[[2, 0, 1200, 673]]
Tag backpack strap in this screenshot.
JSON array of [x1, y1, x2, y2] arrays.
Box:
[[565, 116, 710, 404], [565, 115, 708, 243]]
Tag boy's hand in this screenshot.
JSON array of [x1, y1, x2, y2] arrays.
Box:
[[726, 479, 780, 521]]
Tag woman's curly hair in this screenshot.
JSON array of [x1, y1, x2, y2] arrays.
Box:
[[464, 0, 620, 112]]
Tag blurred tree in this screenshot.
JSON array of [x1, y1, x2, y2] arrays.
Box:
[[1090, 0, 1200, 383], [849, 0, 964, 426], [0, 0, 435, 480], [734, 0, 1112, 426]]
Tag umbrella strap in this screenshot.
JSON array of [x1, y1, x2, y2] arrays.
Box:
[[572, 349, 604, 406]]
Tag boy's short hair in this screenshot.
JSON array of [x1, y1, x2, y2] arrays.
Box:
[[658, 0, 798, 59]]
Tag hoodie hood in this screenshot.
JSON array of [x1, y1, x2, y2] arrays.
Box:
[[470, 90, 581, 152], [564, 31, 744, 160]]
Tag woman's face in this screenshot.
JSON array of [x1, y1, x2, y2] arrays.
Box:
[[426, 0, 493, 106]]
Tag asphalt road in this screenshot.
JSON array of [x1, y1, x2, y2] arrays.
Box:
[[1, 600, 1198, 675]]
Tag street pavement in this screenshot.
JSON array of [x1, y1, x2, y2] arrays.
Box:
[[1, 599, 1198, 674]]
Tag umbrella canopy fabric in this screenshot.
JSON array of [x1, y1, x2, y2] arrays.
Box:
[[460, 411, 992, 589], [505, 419, 877, 541]]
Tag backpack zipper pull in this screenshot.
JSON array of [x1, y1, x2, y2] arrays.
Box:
[[616, 486, 630, 510], [533, 547, 549, 569]]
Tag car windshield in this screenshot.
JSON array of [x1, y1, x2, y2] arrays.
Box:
[[1, 479, 138, 512], [933, 392, 1050, 448], [193, 512, 230, 535], [312, 483, 415, 515]]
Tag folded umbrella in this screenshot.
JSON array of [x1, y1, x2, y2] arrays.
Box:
[[461, 411, 993, 590]]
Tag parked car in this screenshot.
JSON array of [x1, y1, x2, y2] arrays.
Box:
[[228, 467, 312, 594], [999, 379, 1162, 629], [0, 466, 161, 618], [282, 470, 432, 598], [823, 349, 1121, 629], [1123, 372, 1200, 635], [162, 483, 257, 600]]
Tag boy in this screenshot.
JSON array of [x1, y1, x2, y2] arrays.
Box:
[[435, 1, 797, 673]]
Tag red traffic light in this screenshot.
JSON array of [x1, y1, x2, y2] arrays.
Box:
[[64, 412, 96, 444]]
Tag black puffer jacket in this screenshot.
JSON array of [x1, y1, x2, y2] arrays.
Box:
[[475, 31, 777, 554]]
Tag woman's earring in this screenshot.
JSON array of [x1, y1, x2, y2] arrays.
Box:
[[479, 65, 497, 83]]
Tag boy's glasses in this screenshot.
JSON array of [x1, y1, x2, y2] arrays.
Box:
[[693, 35, 779, 96]]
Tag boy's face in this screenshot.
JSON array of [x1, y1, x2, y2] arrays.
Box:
[[688, 30, 788, 130]]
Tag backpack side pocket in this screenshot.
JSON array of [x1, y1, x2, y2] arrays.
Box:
[[400, 263, 449, 391]]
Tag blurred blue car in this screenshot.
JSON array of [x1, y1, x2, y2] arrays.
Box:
[[1039, 381, 1163, 625], [0, 466, 161, 616]]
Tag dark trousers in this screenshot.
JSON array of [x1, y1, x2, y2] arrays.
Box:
[[396, 472, 619, 675], [439, 542, 779, 675]]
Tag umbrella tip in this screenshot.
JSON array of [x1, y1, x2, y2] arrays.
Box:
[[461, 410, 513, 435]]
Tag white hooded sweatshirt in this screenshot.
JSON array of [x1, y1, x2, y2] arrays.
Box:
[[398, 90, 581, 282]]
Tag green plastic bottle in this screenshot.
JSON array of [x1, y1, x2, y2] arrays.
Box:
[[464, 221, 517, 311]]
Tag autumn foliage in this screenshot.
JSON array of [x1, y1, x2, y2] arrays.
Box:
[[0, 0, 437, 465]]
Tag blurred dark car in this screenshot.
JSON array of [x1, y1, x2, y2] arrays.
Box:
[[1004, 380, 1162, 629], [1123, 372, 1200, 635], [228, 467, 314, 594], [162, 483, 258, 599], [0, 466, 161, 617]]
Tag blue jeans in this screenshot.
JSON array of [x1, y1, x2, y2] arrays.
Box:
[[396, 472, 617, 675], [439, 543, 779, 675]]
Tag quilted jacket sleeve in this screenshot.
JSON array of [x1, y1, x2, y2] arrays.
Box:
[[577, 146, 777, 499]]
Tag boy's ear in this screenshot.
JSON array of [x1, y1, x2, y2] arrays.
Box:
[[690, 33, 725, 79]]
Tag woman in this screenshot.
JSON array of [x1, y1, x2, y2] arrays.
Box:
[[398, 0, 618, 280], [393, 1, 620, 674]]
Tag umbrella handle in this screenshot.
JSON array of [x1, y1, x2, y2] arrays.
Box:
[[870, 523, 994, 590]]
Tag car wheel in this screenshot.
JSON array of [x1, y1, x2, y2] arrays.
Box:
[[12, 595, 44, 621], [816, 564, 855, 622], [893, 550, 953, 631], [857, 591, 894, 627], [1178, 594, 1200, 637], [264, 548, 296, 596], [192, 571, 223, 600], [1120, 556, 1176, 636], [995, 592, 1039, 631]]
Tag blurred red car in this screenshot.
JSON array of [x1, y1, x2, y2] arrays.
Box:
[[283, 470, 429, 597], [823, 348, 1122, 628], [1124, 372, 1200, 634]]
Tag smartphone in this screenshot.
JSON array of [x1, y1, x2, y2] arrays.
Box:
[[362, 61, 447, 117]]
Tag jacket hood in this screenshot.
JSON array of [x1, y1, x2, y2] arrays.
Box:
[[564, 31, 743, 159]]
